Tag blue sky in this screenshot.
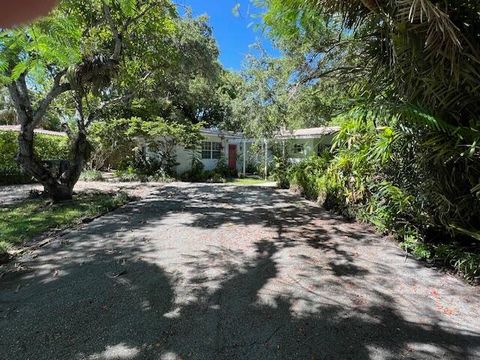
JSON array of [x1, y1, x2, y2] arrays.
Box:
[[177, 0, 278, 71]]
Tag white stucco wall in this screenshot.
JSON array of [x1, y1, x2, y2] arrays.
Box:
[[173, 134, 246, 175], [284, 134, 335, 162], [174, 145, 194, 174], [142, 131, 337, 176]]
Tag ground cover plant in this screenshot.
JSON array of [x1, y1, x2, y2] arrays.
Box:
[[0, 192, 129, 258]]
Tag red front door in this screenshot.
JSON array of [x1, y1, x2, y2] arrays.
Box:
[[228, 144, 237, 169]]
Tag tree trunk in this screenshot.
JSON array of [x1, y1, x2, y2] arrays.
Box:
[[15, 122, 89, 202], [45, 183, 74, 202]]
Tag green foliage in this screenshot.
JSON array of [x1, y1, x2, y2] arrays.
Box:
[[309, 114, 479, 281], [79, 170, 104, 182], [181, 153, 238, 183], [239, 0, 480, 282], [1, 0, 227, 197], [287, 154, 332, 200], [88, 117, 203, 179], [114, 166, 142, 182], [214, 156, 238, 178], [434, 245, 480, 283], [271, 155, 291, 189], [0, 192, 129, 255], [279, 111, 479, 281], [0, 131, 69, 185]]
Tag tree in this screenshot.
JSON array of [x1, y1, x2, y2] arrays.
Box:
[[256, 0, 480, 243], [260, 0, 480, 129], [0, 0, 178, 201], [80, 12, 232, 173]]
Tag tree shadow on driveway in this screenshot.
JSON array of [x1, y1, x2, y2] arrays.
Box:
[[1, 183, 479, 359]]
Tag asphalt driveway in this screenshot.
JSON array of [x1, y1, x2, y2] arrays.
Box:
[[0, 183, 479, 359]]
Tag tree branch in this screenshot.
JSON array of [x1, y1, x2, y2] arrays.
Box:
[[85, 93, 134, 127], [103, 4, 122, 61], [122, 2, 160, 33], [33, 70, 71, 127]]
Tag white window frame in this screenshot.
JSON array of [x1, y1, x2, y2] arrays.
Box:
[[201, 141, 222, 159]]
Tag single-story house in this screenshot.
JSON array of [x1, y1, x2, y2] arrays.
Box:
[[276, 127, 340, 163], [153, 126, 340, 176], [1, 124, 340, 177]]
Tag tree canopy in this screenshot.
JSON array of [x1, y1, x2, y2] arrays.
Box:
[[0, 0, 238, 200]]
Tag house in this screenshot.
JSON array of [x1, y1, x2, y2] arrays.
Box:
[[173, 128, 251, 175], [276, 127, 340, 163], [157, 126, 340, 176], [0, 124, 339, 177]]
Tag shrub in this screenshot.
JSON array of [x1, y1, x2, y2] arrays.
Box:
[[215, 156, 238, 178], [114, 167, 144, 182], [181, 152, 205, 182], [287, 114, 480, 282], [271, 155, 290, 189], [287, 153, 332, 200], [80, 170, 104, 182], [181, 154, 237, 183]]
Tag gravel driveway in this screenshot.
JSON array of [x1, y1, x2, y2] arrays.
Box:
[[0, 181, 161, 205], [0, 183, 479, 359]]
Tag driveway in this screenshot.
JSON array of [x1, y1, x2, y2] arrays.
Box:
[[0, 183, 479, 360], [0, 181, 161, 206]]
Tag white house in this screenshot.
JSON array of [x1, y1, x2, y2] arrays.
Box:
[[153, 126, 340, 176], [173, 128, 251, 175], [277, 127, 339, 163]]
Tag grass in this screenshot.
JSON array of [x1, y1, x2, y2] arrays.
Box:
[[227, 177, 272, 186], [0, 192, 130, 255], [79, 170, 104, 181]]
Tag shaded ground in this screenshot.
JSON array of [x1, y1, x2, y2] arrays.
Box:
[[0, 183, 479, 360], [0, 181, 160, 206]]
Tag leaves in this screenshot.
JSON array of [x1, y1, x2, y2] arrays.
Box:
[[119, 0, 137, 17], [10, 61, 29, 80]]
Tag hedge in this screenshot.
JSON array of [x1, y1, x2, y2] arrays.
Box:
[[0, 131, 69, 185]]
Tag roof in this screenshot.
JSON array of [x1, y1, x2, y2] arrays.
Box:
[[277, 126, 340, 140], [0, 125, 67, 137], [200, 127, 340, 141], [200, 128, 244, 139]]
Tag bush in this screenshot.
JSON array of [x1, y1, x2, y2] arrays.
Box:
[[0, 166, 33, 185], [0, 131, 69, 185], [181, 153, 205, 182], [271, 155, 290, 189], [114, 167, 144, 182], [80, 170, 104, 181], [215, 156, 238, 178], [286, 116, 480, 283], [287, 154, 332, 200], [181, 155, 236, 183]]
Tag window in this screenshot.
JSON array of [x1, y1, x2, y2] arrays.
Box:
[[201, 141, 222, 159], [293, 144, 304, 154]]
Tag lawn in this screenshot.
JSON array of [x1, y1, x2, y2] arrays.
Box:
[[226, 178, 273, 186], [0, 192, 130, 255]]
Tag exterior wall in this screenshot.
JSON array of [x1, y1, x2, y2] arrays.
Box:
[[173, 134, 246, 175], [143, 130, 337, 176], [284, 134, 335, 162], [175, 145, 194, 174]]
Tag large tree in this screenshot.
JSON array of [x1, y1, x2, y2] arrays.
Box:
[[256, 0, 480, 241], [260, 0, 480, 129], [0, 0, 196, 201]]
